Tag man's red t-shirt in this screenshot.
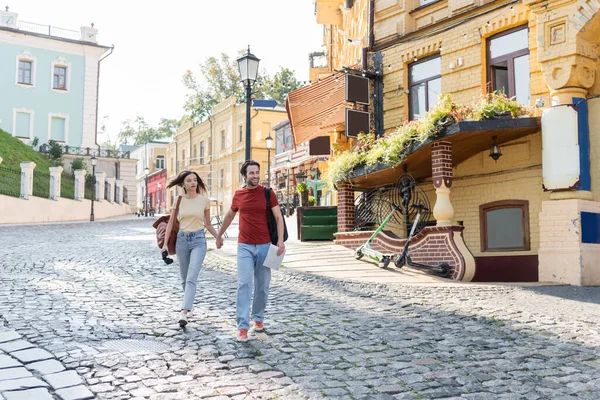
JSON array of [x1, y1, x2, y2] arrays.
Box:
[[231, 185, 279, 244]]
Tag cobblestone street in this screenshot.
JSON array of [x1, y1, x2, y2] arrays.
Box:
[[1, 218, 600, 399]]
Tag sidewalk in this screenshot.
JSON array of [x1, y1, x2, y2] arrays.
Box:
[[210, 215, 461, 285]]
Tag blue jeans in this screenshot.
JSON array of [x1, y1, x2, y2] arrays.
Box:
[[236, 243, 272, 330], [176, 230, 207, 311]]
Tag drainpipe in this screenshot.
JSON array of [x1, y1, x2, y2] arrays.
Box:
[[94, 45, 114, 152], [368, 0, 375, 50]]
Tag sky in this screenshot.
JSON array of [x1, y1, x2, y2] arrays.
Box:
[[13, 0, 324, 144]]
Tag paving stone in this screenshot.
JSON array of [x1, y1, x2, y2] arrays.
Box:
[[10, 348, 54, 364], [0, 367, 32, 381], [55, 385, 95, 400], [0, 376, 49, 391], [0, 341, 35, 353], [0, 355, 20, 370], [27, 359, 66, 375], [2, 388, 53, 400], [0, 332, 21, 344], [43, 370, 83, 389]]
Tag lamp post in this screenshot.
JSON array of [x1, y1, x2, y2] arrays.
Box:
[[144, 166, 149, 217], [286, 158, 291, 217], [266, 134, 273, 187], [157, 182, 161, 214], [90, 155, 97, 222], [236, 46, 260, 161]]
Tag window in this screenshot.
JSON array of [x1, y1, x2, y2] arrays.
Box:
[[420, 0, 437, 6], [480, 200, 530, 252], [49, 115, 67, 142], [193, 144, 197, 162], [239, 125, 243, 142], [156, 155, 165, 169], [220, 168, 224, 188], [487, 26, 530, 106], [409, 55, 441, 120], [221, 129, 226, 150], [18, 61, 32, 85], [200, 141, 205, 164], [182, 149, 186, 165], [53, 66, 66, 90], [13, 110, 33, 139]]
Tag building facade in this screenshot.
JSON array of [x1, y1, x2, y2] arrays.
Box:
[[0, 7, 112, 149], [286, 0, 600, 284], [165, 97, 287, 215], [130, 141, 169, 214]]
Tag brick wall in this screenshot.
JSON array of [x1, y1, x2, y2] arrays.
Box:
[[337, 182, 355, 232], [432, 141, 452, 188]]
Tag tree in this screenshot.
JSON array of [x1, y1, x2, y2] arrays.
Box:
[[98, 115, 119, 153], [182, 51, 301, 123]]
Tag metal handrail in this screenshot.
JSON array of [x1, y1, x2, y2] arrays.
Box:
[[18, 21, 81, 41]]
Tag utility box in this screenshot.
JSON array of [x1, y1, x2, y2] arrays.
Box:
[[297, 206, 338, 241]]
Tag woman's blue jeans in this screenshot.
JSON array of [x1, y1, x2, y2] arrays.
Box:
[[176, 230, 207, 311], [236, 243, 271, 330]]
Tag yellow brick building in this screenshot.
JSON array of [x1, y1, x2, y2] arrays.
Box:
[[287, 0, 600, 284], [165, 97, 287, 214]]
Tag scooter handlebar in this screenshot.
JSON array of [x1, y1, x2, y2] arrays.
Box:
[[411, 203, 429, 211]]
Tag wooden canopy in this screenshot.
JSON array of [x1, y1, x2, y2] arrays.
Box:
[[347, 118, 542, 190]]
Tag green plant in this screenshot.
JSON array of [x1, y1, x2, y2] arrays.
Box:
[[48, 140, 63, 166], [327, 92, 530, 184], [296, 182, 308, 194], [31, 137, 39, 148], [308, 196, 316, 205], [85, 173, 96, 187], [70, 157, 87, 173]]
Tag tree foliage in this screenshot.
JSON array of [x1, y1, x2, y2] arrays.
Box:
[[182, 51, 301, 124], [117, 115, 179, 146]]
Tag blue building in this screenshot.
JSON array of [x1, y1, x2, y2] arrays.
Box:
[[0, 7, 112, 148]]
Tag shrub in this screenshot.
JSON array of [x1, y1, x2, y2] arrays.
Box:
[[70, 157, 87, 173], [308, 196, 316, 206], [296, 182, 308, 194]]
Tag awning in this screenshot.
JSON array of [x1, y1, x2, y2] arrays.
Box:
[[346, 117, 542, 190], [286, 73, 347, 146]]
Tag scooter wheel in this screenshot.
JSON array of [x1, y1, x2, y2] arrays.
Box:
[[354, 250, 364, 260], [438, 263, 450, 277], [394, 255, 405, 268], [379, 257, 391, 269]]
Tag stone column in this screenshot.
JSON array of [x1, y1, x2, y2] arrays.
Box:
[[49, 166, 63, 200], [106, 177, 116, 203], [337, 181, 355, 232], [73, 170, 86, 201], [115, 179, 124, 203], [95, 172, 106, 201], [431, 141, 454, 226], [20, 162, 36, 199]]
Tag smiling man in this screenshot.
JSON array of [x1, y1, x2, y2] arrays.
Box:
[[216, 160, 285, 342]]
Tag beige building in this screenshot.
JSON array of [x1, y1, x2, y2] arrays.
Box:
[[286, 0, 600, 284], [165, 97, 287, 214]]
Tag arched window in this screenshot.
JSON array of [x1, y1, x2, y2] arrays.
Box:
[[479, 200, 530, 252]]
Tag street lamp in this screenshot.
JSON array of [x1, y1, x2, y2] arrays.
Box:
[[266, 134, 273, 187], [90, 155, 97, 222], [286, 158, 291, 217], [236, 45, 260, 161], [157, 182, 162, 214], [144, 166, 149, 217]]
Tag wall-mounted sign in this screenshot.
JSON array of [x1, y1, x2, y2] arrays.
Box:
[[542, 105, 580, 190], [345, 74, 370, 105], [309, 136, 330, 156], [345, 109, 370, 138]]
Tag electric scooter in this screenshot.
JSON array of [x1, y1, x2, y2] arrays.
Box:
[[394, 204, 450, 277], [354, 202, 402, 269]]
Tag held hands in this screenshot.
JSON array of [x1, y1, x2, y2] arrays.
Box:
[[277, 241, 285, 256], [215, 235, 224, 249]]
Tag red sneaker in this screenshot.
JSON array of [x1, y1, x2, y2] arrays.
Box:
[[253, 321, 264, 332], [237, 329, 248, 342]]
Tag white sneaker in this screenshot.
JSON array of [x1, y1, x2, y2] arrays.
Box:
[[178, 311, 188, 327]]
